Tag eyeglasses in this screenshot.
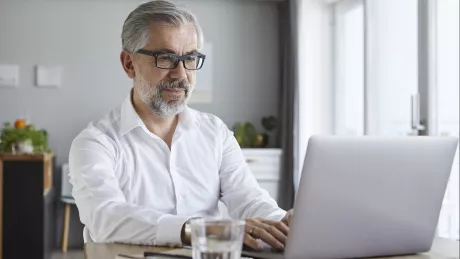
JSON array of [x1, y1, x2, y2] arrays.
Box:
[[137, 49, 206, 70]]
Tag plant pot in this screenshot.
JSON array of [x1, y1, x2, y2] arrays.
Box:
[[254, 133, 269, 148], [14, 139, 34, 154]]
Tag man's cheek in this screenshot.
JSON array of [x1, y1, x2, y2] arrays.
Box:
[[188, 73, 196, 85]]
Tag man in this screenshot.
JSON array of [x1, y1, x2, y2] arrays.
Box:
[[69, 0, 293, 250]]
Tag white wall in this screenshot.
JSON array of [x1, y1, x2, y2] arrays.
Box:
[[0, 0, 281, 166], [296, 0, 333, 188], [0, 0, 281, 247]]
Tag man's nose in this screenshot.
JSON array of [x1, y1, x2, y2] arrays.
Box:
[[169, 61, 187, 80]]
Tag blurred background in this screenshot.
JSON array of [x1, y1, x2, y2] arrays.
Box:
[[0, 0, 458, 258]]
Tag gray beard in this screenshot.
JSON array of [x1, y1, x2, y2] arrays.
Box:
[[137, 76, 192, 118]]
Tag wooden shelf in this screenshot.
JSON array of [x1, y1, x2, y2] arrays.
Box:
[[0, 153, 55, 259], [0, 153, 54, 161], [0, 153, 54, 194]]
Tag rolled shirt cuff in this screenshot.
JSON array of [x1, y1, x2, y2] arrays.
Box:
[[264, 209, 287, 221], [156, 214, 192, 247]]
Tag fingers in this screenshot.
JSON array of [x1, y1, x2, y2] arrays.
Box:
[[255, 221, 287, 247], [244, 218, 290, 250], [246, 221, 284, 249], [243, 233, 262, 251], [282, 210, 294, 227], [252, 226, 283, 249], [263, 219, 289, 236], [281, 218, 289, 227]]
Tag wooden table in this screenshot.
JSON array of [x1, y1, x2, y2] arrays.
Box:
[[85, 238, 459, 259]]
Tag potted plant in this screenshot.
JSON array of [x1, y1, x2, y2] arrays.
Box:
[[259, 115, 277, 147], [232, 116, 278, 148], [0, 119, 50, 154], [233, 122, 257, 148]]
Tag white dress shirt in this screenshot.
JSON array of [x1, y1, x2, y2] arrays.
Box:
[[69, 91, 286, 246]]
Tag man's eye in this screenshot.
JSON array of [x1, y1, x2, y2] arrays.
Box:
[[186, 56, 196, 61], [158, 56, 170, 61]]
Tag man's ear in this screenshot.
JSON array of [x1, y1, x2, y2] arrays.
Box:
[[120, 50, 136, 79]]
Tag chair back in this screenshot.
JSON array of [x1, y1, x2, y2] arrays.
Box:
[[61, 163, 72, 198]]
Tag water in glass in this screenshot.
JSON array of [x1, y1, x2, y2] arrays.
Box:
[[191, 219, 245, 259]]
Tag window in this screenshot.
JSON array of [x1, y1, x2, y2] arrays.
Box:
[[334, 0, 419, 136], [334, 0, 364, 136], [331, 0, 459, 239]]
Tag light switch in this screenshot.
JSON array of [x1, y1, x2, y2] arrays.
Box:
[[36, 65, 62, 88], [0, 65, 20, 87]]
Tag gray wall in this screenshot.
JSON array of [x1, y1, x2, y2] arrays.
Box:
[[0, 0, 281, 249]]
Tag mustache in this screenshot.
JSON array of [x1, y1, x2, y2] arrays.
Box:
[[157, 80, 191, 92]]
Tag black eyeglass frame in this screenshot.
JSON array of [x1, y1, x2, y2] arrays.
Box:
[[136, 49, 206, 70]]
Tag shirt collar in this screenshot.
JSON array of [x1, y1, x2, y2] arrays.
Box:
[[178, 104, 197, 130], [120, 89, 198, 136], [120, 90, 144, 136]]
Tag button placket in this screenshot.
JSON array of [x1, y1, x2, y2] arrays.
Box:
[[169, 144, 183, 213], [171, 125, 188, 213]]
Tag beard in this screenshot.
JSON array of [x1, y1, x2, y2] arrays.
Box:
[[137, 74, 192, 118]]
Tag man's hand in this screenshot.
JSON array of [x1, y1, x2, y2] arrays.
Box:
[[243, 218, 289, 251], [281, 209, 294, 227]]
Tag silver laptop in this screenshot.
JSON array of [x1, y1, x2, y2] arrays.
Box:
[[243, 136, 458, 259]]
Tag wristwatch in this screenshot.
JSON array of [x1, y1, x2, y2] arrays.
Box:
[[181, 219, 194, 246]]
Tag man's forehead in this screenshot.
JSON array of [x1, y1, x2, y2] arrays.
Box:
[[145, 23, 198, 52]]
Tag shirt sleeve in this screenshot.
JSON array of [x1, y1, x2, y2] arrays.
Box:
[[69, 127, 190, 246], [218, 123, 287, 221]]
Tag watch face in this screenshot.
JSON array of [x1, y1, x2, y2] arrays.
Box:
[[185, 224, 192, 236]]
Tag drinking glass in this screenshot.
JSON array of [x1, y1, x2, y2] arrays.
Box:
[[190, 219, 246, 259]]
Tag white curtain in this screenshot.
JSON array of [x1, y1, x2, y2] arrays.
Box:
[[434, 0, 459, 240], [296, 0, 333, 190]]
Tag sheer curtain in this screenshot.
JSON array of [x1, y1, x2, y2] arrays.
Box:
[[432, 0, 459, 240], [277, 0, 333, 207], [296, 0, 333, 190]]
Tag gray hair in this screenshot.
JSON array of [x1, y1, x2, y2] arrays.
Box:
[[121, 0, 204, 53]]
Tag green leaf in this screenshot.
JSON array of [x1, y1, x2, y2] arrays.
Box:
[[233, 122, 257, 148], [0, 121, 51, 153], [262, 116, 277, 132]]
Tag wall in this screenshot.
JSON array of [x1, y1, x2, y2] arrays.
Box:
[[0, 0, 281, 249]]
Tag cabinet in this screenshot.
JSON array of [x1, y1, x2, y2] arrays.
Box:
[[0, 154, 55, 259]]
